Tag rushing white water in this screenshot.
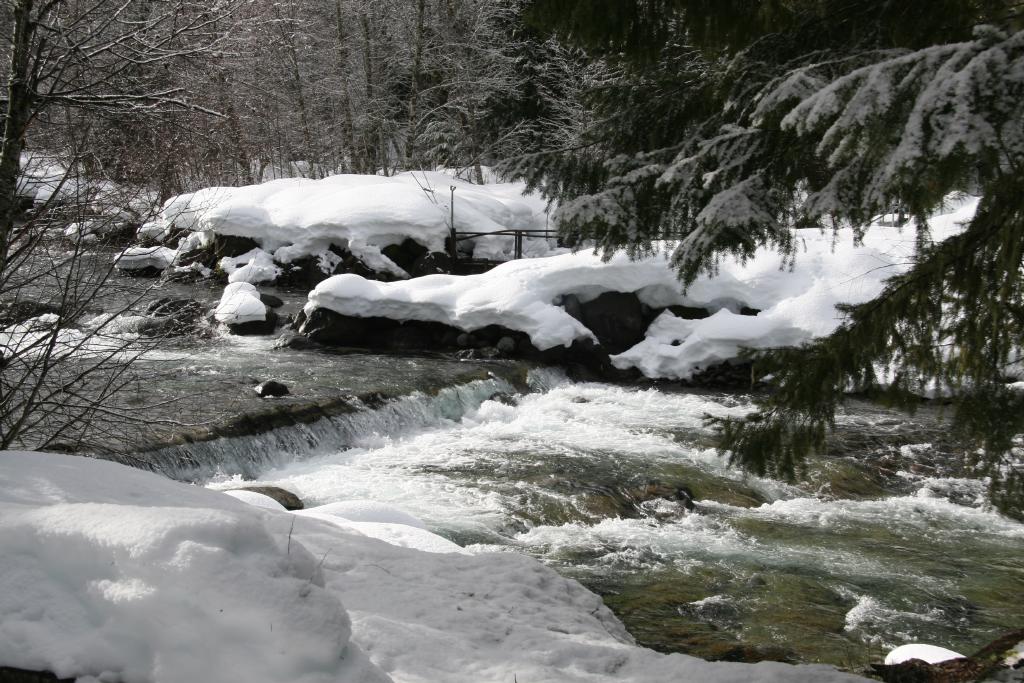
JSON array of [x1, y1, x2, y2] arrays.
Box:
[[207, 375, 1024, 667]]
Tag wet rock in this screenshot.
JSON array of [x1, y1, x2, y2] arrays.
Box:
[[213, 234, 260, 259], [275, 256, 333, 289], [273, 331, 319, 350], [117, 265, 163, 278], [573, 291, 651, 354], [410, 251, 453, 276], [254, 380, 289, 398], [298, 308, 373, 345], [0, 300, 60, 327], [227, 309, 279, 336], [739, 306, 761, 316], [0, 667, 74, 683], [496, 336, 517, 355], [232, 486, 304, 511], [259, 293, 284, 308], [382, 238, 428, 273], [666, 304, 711, 320], [872, 628, 1024, 683]]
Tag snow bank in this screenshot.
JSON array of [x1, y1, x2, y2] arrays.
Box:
[[0, 451, 869, 683], [214, 282, 267, 325], [307, 251, 683, 350], [610, 197, 979, 378], [152, 170, 552, 267], [220, 248, 282, 284], [114, 246, 177, 272], [307, 196, 978, 378], [0, 451, 386, 683]]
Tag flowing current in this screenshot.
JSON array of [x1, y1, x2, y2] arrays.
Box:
[[199, 367, 1024, 670]]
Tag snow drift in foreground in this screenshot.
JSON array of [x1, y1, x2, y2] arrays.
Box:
[[149, 170, 553, 266], [0, 451, 869, 683], [307, 196, 978, 379]]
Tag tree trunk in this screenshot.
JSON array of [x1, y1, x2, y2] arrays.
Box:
[[0, 0, 36, 279], [405, 0, 427, 169]]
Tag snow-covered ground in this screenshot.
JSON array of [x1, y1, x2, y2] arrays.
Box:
[[146, 170, 554, 275], [0, 451, 870, 683], [306, 196, 979, 379]]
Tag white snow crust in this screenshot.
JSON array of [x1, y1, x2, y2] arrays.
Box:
[[884, 643, 965, 665], [0, 451, 871, 683], [307, 196, 978, 377], [214, 282, 267, 325], [152, 170, 552, 267], [114, 246, 177, 272]]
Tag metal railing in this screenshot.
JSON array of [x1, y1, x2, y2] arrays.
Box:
[[448, 228, 560, 262]]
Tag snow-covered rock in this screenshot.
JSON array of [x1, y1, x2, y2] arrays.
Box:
[[115, 246, 177, 272], [303, 196, 979, 380], [150, 171, 554, 276], [0, 451, 387, 683], [884, 643, 965, 665], [306, 251, 683, 351], [214, 282, 267, 326], [0, 451, 871, 683], [221, 248, 282, 284]]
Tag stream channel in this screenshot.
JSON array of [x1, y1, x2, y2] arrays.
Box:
[[108, 276, 1024, 673]]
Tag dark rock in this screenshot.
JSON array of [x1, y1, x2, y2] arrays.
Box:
[[175, 244, 217, 269], [872, 628, 1024, 683], [298, 308, 373, 345], [0, 300, 60, 327], [559, 293, 584, 321], [213, 234, 260, 259], [117, 265, 163, 278], [409, 251, 453, 277], [273, 331, 319, 350], [381, 238, 428, 273], [227, 309, 279, 336], [573, 291, 650, 354], [259, 293, 285, 308], [254, 380, 289, 398], [496, 336, 517, 354], [666, 304, 711, 320], [0, 667, 75, 683], [232, 486, 304, 511], [146, 297, 204, 319], [275, 256, 333, 289], [739, 306, 761, 316]]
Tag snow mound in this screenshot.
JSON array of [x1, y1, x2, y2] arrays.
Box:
[[884, 644, 964, 665], [307, 196, 978, 378], [307, 251, 683, 350], [221, 248, 282, 284], [115, 246, 177, 272], [222, 489, 287, 511], [215, 282, 267, 325], [0, 451, 388, 683], [300, 500, 427, 529], [153, 170, 552, 266], [0, 451, 869, 683]]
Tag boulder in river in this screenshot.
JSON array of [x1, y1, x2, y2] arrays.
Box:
[[227, 309, 279, 336], [254, 380, 289, 398], [567, 291, 653, 354], [259, 293, 285, 309], [231, 486, 305, 511]]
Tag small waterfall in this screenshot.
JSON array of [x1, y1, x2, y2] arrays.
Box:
[[121, 375, 521, 482]]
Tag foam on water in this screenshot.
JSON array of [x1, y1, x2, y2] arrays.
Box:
[[213, 377, 1024, 666]]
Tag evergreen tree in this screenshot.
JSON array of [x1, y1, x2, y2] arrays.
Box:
[[509, 0, 1024, 518]]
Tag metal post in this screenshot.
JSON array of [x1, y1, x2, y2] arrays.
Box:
[[448, 185, 457, 263]]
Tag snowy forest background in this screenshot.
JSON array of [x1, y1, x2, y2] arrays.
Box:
[[3, 0, 584, 197]]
